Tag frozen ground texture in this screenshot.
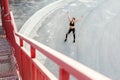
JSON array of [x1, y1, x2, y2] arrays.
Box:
[[9, 0, 57, 31], [31, 0, 120, 80]]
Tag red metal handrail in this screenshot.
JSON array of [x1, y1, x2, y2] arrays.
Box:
[[15, 32, 111, 80]]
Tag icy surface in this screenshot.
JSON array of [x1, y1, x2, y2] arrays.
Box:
[[9, 0, 57, 31], [31, 0, 120, 79]]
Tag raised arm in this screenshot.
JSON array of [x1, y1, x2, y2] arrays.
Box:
[[75, 19, 79, 23], [75, 16, 83, 23], [67, 12, 71, 22]]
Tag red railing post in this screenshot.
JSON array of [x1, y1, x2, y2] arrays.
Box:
[[3, 0, 10, 14], [30, 46, 36, 80], [19, 38, 24, 79], [1, 0, 16, 48], [32, 66, 37, 80], [31, 46, 36, 58], [59, 68, 69, 80], [2, 0, 11, 23], [20, 39, 23, 47]]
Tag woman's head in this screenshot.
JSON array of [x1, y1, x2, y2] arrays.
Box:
[[72, 17, 76, 21]]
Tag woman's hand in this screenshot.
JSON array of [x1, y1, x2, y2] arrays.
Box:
[[67, 11, 71, 21]]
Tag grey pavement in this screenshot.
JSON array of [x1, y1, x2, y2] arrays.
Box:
[[32, 0, 120, 80], [9, 0, 57, 31], [0, 26, 18, 79]]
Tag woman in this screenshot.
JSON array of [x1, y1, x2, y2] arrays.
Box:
[[64, 12, 80, 43]]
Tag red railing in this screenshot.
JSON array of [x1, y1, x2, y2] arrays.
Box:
[[14, 32, 111, 80], [0, 0, 111, 80]]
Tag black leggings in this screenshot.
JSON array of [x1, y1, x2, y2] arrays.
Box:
[[66, 28, 75, 40]]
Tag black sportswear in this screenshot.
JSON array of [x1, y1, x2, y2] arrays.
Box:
[[64, 28, 75, 43], [69, 21, 75, 26]]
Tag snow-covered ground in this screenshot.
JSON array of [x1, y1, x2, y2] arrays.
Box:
[[29, 0, 120, 80]]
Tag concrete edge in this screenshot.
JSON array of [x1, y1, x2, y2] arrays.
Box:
[[19, 0, 74, 36]]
